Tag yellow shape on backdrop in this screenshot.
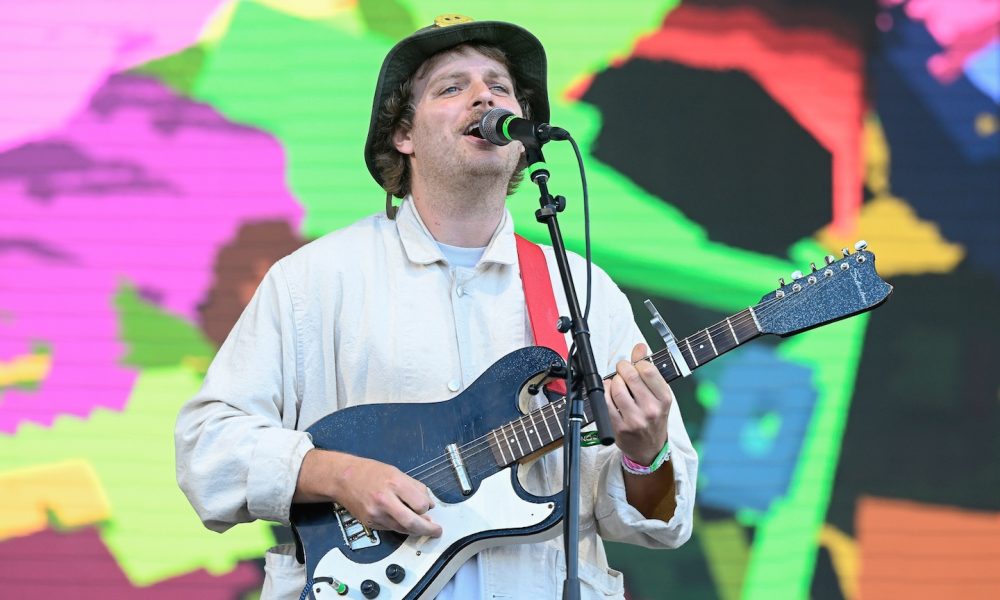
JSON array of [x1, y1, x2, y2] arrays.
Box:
[[198, 0, 240, 46], [0, 351, 52, 387], [819, 524, 859, 599], [863, 113, 891, 196], [0, 460, 111, 539], [254, 0, 356, 20], [817, 195, 965, 277], [817, 112, 964, 276]]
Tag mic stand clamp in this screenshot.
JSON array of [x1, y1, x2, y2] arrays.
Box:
[[521, 138, 614, 600]]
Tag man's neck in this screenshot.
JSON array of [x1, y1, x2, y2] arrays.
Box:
[[409, 179, 508, 247]]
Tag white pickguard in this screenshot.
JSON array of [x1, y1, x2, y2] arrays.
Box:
[[311, 469, 558, 600]]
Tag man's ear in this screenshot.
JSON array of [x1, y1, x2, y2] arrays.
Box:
[[393, 127, 414, 155]]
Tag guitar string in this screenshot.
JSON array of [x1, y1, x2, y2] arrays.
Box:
[[400, 263, 863, 488], [405, 286, 816, 489], [403, 274, 812, 482], [403, 271, 840, 488]]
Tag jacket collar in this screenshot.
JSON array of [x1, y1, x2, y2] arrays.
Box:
[[396, 196, 518, 267]]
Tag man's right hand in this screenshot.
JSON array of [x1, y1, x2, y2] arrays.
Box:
[[294, 449, 443, 538]]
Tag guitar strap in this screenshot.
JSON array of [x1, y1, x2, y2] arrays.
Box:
[[515, 234, 568, 395]]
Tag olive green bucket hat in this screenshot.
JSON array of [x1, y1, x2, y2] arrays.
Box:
[[363, 14, 549, 191]]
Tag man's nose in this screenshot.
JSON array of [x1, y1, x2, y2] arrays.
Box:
[[470, 81, 495, 108]]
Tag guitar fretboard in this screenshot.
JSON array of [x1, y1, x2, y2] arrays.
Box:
[[487, 307, 762, 466]]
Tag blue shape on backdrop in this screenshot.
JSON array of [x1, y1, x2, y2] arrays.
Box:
[[875, 8, 1000, 281], [697, 346, 817, 514], [965, 40, 999, 104], [879, 7, 998, 163]]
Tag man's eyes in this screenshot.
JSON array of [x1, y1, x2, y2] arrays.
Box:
[[437, 83, 512, 95]]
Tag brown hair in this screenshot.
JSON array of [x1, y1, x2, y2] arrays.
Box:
[[371, 43, 535, 199]]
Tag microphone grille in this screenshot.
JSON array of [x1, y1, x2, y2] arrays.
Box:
[[480, 108, 514, 146]]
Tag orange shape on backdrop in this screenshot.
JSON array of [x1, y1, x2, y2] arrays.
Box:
[[857, 496, 1000, 599], [0, 460, 111, 540]]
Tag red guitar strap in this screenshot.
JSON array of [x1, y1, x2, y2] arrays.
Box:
[[515, 234, 568, 395]]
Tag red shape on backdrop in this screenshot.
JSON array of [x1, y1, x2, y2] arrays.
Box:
[[569, 3, 865, 236], [0, 528, 262, 599]]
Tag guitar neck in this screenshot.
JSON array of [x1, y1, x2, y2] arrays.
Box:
[[487, 307, 763, 466]]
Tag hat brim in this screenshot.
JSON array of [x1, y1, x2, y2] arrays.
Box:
[[364, 20, 549, 190]]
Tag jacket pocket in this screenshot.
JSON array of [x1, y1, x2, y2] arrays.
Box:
[[262, 544, 306, 600]]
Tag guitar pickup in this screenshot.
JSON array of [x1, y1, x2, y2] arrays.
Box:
[[333, 503, 380, 550]]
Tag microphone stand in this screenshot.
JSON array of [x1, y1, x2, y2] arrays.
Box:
[[521, 140, 615, 600]]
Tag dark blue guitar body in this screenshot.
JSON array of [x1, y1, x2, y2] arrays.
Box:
[[291, 345, 567, 599]]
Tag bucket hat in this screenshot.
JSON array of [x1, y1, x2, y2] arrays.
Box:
[[364, 14, 549, 190]]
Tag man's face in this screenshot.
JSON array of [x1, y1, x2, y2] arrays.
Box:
[[393, 47, 524, 190]]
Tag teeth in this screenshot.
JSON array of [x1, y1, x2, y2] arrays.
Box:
[[465, 124, 482, 138]]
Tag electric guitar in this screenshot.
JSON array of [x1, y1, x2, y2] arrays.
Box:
[[290, 242, 892, 599]]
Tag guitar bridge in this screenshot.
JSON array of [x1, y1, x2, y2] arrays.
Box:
[[333, 503, 381, 550]]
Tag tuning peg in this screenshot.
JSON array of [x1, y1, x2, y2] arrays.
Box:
[[791, 270, 803, 280], [810, 262, 817, 272], [842, 247, 850, 257], [779, 277, 786, 287], [825, 255, 836, 265], [854, 240, 868, 252]]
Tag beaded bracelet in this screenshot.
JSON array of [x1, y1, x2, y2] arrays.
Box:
[[622, 440, 671, 476]]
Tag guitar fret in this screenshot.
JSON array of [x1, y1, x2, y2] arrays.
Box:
[[538, 405, 554, 443], [705, 328, 718, 355], [511, 423, 525, 457], [554, 402, 565, 434], [528, 410, 546, 446], [684, 337, 699, 366], [726, 317, 738, 344], [492, 430, 508, 465], [519, 417, 534, 453]]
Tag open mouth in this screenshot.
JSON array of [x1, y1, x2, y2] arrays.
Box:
[[463, 123, 484, 139]]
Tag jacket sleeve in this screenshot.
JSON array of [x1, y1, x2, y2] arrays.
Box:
[[174, 261, 314, 532], [588, 272, 699, 549]]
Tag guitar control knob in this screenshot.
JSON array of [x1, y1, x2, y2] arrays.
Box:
[[842, 247, 851, 257], [791, 270, 803, 280], [778, 277, 786, 287], [854, 239, 868, 252], [825, 255, 836, 265], [810, 262, 817, 272], [361, 579, 380, 599], [386, 564, 405, 584]]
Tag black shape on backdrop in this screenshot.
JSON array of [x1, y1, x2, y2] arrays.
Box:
[[827, 266, 1000, 535], [580, 58, 832, 257]]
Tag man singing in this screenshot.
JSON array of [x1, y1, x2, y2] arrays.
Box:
[[175, 15, 697, 599]]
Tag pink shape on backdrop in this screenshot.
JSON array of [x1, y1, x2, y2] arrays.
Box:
[[881, 0, 1000, 83], [0, 74, 303, 433], [0, 1, 225, 153]]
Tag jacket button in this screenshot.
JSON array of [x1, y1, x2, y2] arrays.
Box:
[[447, 379, 460, 392]]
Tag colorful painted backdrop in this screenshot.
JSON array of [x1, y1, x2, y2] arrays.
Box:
[[2, 0, 998, 598]]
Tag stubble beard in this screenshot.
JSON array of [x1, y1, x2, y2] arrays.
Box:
[[412, 130, 520, 216]]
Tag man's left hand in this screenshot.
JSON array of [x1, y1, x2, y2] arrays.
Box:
[[607, 343, 673, 466]]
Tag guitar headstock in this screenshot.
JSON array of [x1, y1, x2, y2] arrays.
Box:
[[754, 241, 893, 337]]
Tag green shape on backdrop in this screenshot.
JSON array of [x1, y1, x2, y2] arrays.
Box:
[[114, 283, 215, 369], [0, 366, 274, 585], [131, 44, 208, 97], [698, 515, 751, 600], [358, 0, 417, 40]]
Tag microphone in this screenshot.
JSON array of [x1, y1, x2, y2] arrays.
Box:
[[477, 108, 569, 147]]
